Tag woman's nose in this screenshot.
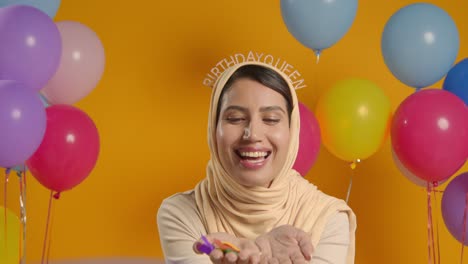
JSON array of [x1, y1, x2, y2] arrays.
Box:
[[243, 121, 262, 141]]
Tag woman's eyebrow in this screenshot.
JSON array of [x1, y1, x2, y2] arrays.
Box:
[[259, 106, 286, 114], [223, 105, 247, 112]]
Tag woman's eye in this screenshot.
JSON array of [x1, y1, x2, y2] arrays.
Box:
[[264, 118, 280, 124], [226, 117, 245, 124]]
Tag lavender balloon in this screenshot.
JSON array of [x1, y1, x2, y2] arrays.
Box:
[[442, 172, 468, 245], [0, 81, 46, 168], [0, 5, 61, 91]]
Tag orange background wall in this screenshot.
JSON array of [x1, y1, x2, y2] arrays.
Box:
[[1, 0, 468, 263]]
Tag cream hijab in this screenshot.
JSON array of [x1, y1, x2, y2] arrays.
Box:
[[194, 61, 356, 262]]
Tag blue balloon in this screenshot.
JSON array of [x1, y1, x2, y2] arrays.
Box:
[[280, 0, 358, 55], [381, 3, 459, 89], [0, 0, 61, 18], [443, 58, 468, 105]]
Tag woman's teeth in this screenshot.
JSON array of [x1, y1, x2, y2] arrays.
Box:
[[239, 151, 268, 158]]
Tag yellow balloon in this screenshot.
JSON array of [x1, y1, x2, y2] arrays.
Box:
[[0, 206, 20, 264], [316, 79, 392, 162]]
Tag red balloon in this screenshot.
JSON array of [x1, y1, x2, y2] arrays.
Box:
[[293, 102, 321, 176], [391, 89, 468, 182], [26, 105, 100, 192]]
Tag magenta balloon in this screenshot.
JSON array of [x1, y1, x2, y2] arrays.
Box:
[[0, 5, 61, 91], [0, 81, 46, 167], [391, 89, 468, 182], [293, 102, 321, 176]]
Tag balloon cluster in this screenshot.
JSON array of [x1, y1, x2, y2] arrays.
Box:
[[381, 3, 468, 246], [0, 1, 105, 193], [281, 1, 468, 248]]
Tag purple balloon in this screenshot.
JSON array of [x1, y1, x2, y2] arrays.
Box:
[[442, 172, 468, 245], [0, 80, 46, 167], [0, 5, 61, 91]]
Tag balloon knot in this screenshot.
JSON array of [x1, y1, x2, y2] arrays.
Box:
[[349, 159, 360, 170], [53, 192, 61, 200], [314, 49, 321, 64]]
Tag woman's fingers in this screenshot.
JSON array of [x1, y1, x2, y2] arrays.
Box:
[[255, 236, 272, 260], [209, 248, 225, 264], [296, 230, 313, 261], [224, 251, 238, 264]]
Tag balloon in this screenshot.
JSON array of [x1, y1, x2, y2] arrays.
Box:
[[41, 21, 105, 105], [280, 0, 357, 55], [0, 206, 20, 264], [381, 3, 459, 89], [0, 5, 61, 91], [442, 172, 468, 245], [39, 93, 50, 107], [391, 147, 446, 187], [0, 81, 47, 168], [391, 89, 468, 182], [443, 58, 468, 105], [26, 105, 100, 192], [0, 0, 61, 18], [293, 102, 321, 176], [11, 164, 27, 173], [316, 79, 391, 162], [9, 93, 50, 173]]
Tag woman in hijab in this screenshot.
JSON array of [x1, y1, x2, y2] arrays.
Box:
[[157, 58, 356, 264]]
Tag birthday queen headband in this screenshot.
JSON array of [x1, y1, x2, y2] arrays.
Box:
[[202, 51, 307, 90]]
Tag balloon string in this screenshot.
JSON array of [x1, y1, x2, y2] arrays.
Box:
[[427, 182, 436, 264], [461, 193, 468, 264], [19, 167, 27, 264], [46, 193, 58, 264], [346, 161, 357, 203], [23, 167, 27, 264], [311, 50, 320, 108], [18, 171, 23, 264], [432, 184, 440, 264], [427, 182, 432, 264], [430, 183, 436, 264], [4, 168, 10, 255], [41, 191, 54, 264]]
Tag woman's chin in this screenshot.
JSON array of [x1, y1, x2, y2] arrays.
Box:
[[233, 174, 272, 188]]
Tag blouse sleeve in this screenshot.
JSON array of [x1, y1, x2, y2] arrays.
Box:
[[311, 212, 350, 264], [157, 193, 211, 264]]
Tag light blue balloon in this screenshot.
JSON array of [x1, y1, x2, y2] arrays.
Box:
[[381, 3, 459, 89], [11, 164, 27, 173], [0, 0, 61, 18], [39, 93, 50, 107], [280, 0, 358, 54]]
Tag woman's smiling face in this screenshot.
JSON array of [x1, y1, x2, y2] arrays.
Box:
[[216, 78, 290, 188]]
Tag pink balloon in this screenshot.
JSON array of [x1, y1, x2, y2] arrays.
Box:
[[391, 89, 468, 182], [293, 102, 321, 176], [41, 21, 105, 105], [26, 105, 100, 192], [391, 147, 446, 187]]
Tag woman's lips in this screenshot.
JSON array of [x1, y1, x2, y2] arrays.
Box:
[[235, 148, 271, 170]]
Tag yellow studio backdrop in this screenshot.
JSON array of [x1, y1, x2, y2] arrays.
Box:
[[0, 0, 467, 263], [0, 206, 20, 264]]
